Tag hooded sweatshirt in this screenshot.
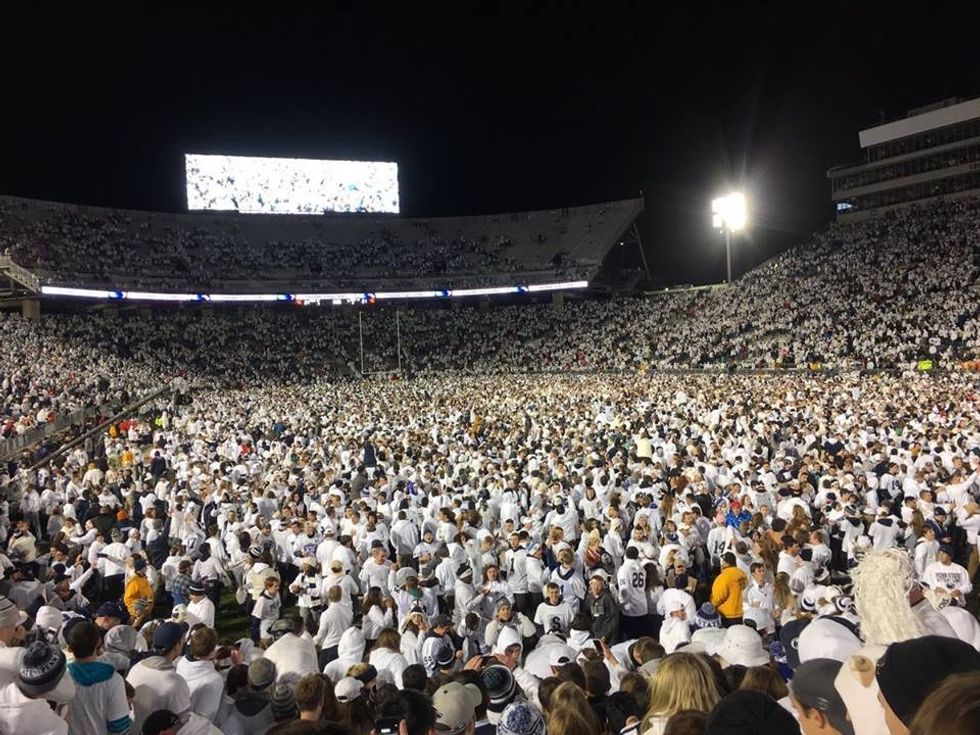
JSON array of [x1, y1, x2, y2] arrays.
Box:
[[0, 681, 69, 735], [493, 625, 540, 709], [263, 633, 319, 686], [323, 627, 366, 683], [66, 660, 132, 735], [126, 655, 191, 735], [940, 604, 980, 651], [313, 601, 353, 650], [869, 517, 900, 550], [175, 656, 225, 722], [220, 690, 274, 735]]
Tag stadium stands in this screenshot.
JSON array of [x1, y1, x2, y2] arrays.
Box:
[[0, 195, 643, 291], [1, 195, 980, 735], [0, 195, 977, 437]]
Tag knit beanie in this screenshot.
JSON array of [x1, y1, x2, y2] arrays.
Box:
[[694, 603, 722, 630], [481, 664, 517, 713], [497, 701, 546, 735], [876, 635, 980, 726], [706, 690, 800, 735], [271, 682, 298, 721], [17, 641, 67, 697]]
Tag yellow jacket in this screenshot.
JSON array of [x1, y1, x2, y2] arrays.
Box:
[[124, 574, 154, 619], [710, 566, 747, 619]]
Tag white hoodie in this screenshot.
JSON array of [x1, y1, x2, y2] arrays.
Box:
[[493, 625, 540, 709], [313, 602, 353, 650], [0, 682, 68, 735], [264, 633, 319, 686], [126, 655, 191, 735], [940, 604, 980, 651], [175, 656, 224, 722], [323, 628, 366, 683]]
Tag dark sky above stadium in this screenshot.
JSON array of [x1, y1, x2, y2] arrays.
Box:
[[2, 4, 978, 285]]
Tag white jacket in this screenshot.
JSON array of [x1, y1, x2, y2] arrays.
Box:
[[369, 647, 409, 688]]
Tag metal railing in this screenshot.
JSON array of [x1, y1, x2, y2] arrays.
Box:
[[0, 383, 175, 500], [0, 255, 40, 292], [0, 407, 88, 462], [26, 383, 173, 474]]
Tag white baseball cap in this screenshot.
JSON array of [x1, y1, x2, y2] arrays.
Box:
[[432, 681, 482, 735]]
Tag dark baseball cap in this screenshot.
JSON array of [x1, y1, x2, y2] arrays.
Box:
[[791, 658, 853, 735]]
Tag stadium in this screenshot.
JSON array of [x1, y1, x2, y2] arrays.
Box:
[[1, 8, 980, 735]]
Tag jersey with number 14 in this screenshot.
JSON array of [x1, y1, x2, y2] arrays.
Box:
[[617, 559, 648, 617]]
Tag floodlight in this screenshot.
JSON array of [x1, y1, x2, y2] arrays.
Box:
[[711, 192, 747, 283], [711, 192, 747, 232]]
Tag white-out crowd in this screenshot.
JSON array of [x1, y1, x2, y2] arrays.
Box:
[[0, 196, 610, 291], [2, 198, 979, 432], [0, 200, 979, 735]]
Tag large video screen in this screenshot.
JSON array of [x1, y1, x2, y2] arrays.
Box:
[[185, 154, 399, 214]]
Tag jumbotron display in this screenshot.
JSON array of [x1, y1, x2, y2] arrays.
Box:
[[184, 154, 400, 214]]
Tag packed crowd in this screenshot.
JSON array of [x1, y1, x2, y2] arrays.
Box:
[[2, 367, 980, 735], [0, 197, 979, 734], [0, 312, 155, 435], [2, 195, 979, 433], [0, 196, 625, 290]]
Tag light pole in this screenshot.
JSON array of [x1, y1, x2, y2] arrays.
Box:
[[711, 192, 747, 284]]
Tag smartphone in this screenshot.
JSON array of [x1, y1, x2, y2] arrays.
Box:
[[375, 717, 401, 735], [593, 639, 604, 652]]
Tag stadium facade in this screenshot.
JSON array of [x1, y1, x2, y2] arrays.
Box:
[[828, 95, 980, 222]]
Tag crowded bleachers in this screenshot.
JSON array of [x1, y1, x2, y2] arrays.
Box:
[[0, 196, 642, 291], [1, 196, 980, 735]]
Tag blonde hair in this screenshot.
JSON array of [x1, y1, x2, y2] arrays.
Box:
[[644, 652, 722, 725], [346, 662, 374, 680], [547, 682, 601, 735]]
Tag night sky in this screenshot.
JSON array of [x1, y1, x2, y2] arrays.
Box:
[[2, 4, 978, 285]]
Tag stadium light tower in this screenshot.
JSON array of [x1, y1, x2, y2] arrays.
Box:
[[711, 192, 747, 284]]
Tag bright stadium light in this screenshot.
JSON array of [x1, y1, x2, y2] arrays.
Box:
[[711, 192, 747, 284], [40, 279, 590, 304], [41, 285, 122, 299]]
